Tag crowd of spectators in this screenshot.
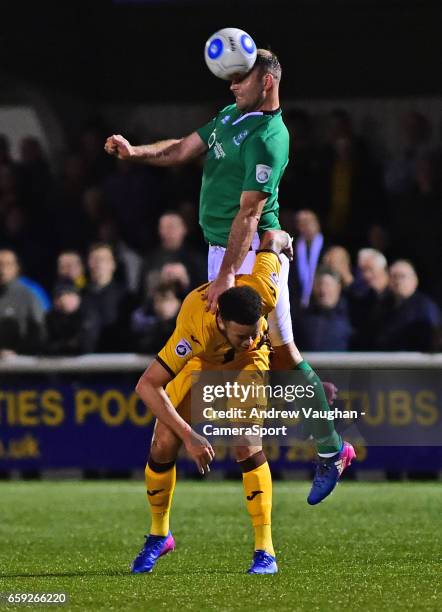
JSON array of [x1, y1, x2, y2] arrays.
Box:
[[0, 108, 440, 356]]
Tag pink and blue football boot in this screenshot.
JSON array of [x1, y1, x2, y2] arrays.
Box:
[[307, 442, 356, 505], [131, 532, 175, 573], [247, 550, 278, 575]]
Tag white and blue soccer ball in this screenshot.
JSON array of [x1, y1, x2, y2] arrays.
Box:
[[204, 28, 257, 80]]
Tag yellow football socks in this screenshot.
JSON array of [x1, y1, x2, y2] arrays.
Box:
[[240, 451, 275, 557], [145, 458, 176, 536]]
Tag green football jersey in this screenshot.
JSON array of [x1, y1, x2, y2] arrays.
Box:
[[196, 103, 289, 246]]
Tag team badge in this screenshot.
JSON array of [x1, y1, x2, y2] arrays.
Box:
[[175, 338, 192, 358], [270, 271, 279, 286], [208, 130, 216, 148], [221, 115, 231, 125], [256, 164, 272, 183], [233, 130, 248, 145]]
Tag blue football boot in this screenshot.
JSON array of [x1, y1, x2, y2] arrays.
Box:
[[307, 442, 356, 505], [247, 550, 278, 574], [131, 532, 175, 573]]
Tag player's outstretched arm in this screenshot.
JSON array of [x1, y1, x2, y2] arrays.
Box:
[[104, 131, 207, 167], [135, 360, 215, 474]]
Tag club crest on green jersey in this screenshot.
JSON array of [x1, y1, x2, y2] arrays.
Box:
[[233, 130, 249, 146], [256, 164, 272, 183], [208, 129, 226, 159], [208, 130, 217, 148]]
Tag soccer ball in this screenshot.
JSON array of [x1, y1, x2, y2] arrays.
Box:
[[204, 28, 257, 80]]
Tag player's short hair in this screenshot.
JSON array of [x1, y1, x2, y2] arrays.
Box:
[[255, 49, 282, 81], [218, 286, 262, 325]]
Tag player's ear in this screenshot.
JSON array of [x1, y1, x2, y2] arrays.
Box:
[[263, 73, 274, 91]]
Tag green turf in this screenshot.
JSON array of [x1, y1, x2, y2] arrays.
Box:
[[0, 481, 440, 611]]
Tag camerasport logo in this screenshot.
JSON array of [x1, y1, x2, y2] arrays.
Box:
[[175, 338, 192, 358]]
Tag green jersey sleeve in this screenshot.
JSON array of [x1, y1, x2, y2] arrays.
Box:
[[242, 132, 285, 194], [197, 105, 237, 146], [196, 116, 216, 146]]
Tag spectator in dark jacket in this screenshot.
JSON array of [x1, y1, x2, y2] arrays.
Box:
[[0, 134, 12, 166], [321, 245, 355, 290], [0, 249, 46, 356], [318, 109, 385, 249], [56, 250, 87, 291], [81, 243, 132, 352], [350, 248, 392, 349], [375, 260, 440, 351], [45, 283, 92, 355], [295, 268, 353, 351], [17, 136, 52, 213], [289, 210, 325, 315], [131, 283, 181, 353], [141, 211, 206, 299]]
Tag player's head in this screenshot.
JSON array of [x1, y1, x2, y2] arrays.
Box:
[[217, 285, 263, 351], [230, 49, 281, 113], [254, 49, 282, 79]]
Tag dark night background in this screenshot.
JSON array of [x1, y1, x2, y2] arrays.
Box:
[[1, 0, 441, 105], [0, 0, 441, 358]]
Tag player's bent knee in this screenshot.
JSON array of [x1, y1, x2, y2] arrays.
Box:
[[150, 421, 181, 463], [234, 445, 262, 462]]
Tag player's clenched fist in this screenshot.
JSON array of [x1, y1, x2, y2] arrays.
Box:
[[184, 430, 215, 475], [104, 134, 134, 160]]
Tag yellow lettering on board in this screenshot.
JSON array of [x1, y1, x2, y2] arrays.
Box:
[[18, 391, 39, 426], [415, 391, 438, 426], [389, 391, 412, 426], [75, 390, 99, 424], [41, 390, 65, 426]]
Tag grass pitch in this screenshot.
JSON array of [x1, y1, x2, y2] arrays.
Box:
[[0, 481, 440, 611]]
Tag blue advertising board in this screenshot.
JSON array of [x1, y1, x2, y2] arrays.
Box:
[[0, 370, 441, 472]]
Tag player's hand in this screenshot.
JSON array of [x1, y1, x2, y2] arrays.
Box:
[[259, 229, 293, 261], [184, 430, 215, 475], [104, 134, 134, 160], [322, 381, 338, 406], [281, 233, 294, 261], [204, 273, 235, 314]]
